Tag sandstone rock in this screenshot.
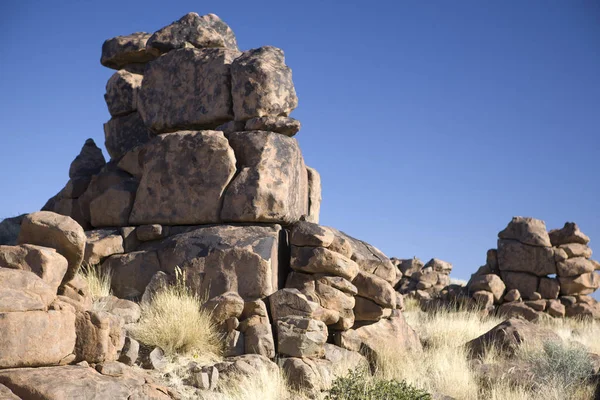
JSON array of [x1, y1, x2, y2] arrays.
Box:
[[558, 272, 600, 295], [129, 131, 236, 225], [138, 48, 239, 132], [329, 229, 396, 283], [136, 224, 163, 242], [500, 271, 539, 300], [525, 299, 546, 311], [0, 365, 172, 399], [323, 343, 368, 372], [354, 296, 392, 321], [244, 116, 301, 137], [396, 257, 424, 278], [0, 215, 24, 246], [306, 166, 322, 224], [103, 250, 161, 299], [116, 146, 144, 181], [336, 311, 422, 357], [59, 274, 92, 310], [549, 222, 590, 246], [327, 234, 353, 259], [497, 239, 556, 276], [156, 224, 281, 300], [75, 310, 124, 363], [315, 275, 358, 296], [269, 288, 320, 322], [146, 12, 228, 54], [468, 274, 505, 303], [538, 277, 560, 299], [289, 221, 334, 247], [101, 32, 157, 69], [241, 299, 269, 319], [280, 357, 333, 394], [556, 257, 596, 277], [313, 280, 355, 313], [559, 243, 593, 259], [276, 316, 327, 358], [546, 300, 565, 318], [496, 302, 541, 322], [96, 361, 125, 377], [498, 217, 552, 247], [0, 269, 57, 312], [83, 229, 124, 265], [472, 291, 494, 309], [97, 296, 141, 324], [18, 211, 86, 285], [231, 46, 297, 121], [424, 258, 453, 274], [104, 112, 155, 160], [69, 139, 106, 179], [216, 120, 245, 134], [244, 323, 275, 358], [352, 270, 396, 308], [89, 181, 138, 227], [118, 336, 139, 366], [0, 244, 68, 292], [105, 69, 143, 117], [201, 292, 245, 324], [466, 318, 560, 358], [554, 247, 569, 263], [0, 309, 76, 368], [221, 131, 308, 223], [291, 246, 359, 281]]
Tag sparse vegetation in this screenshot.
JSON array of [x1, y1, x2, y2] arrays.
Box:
[[79, 263, 112, 301], [130, 268, 223, 357]]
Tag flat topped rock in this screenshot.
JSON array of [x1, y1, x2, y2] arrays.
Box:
[[549, 222, 590, 246], [101, 32, 158, 70], [498, 216, 552, 247]]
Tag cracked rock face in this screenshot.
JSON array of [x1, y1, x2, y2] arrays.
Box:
[[231, 46, 298, 121], [138, 48, 240, 133], [129, 130, 236, 226], [103, 112, 155, 160]]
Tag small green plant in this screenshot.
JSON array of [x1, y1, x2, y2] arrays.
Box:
[[527, 341, 594, 392], [325, 368, 431, 400], [130, 266, 222, 356]]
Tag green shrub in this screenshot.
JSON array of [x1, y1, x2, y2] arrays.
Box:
[[325, 368, 431, 400], [527, 341, 594, 392]]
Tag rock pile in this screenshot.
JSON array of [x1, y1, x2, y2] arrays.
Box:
[[0, 12, 420, 398], [467, 217, 600, 320], [393, 257, 453, 300]]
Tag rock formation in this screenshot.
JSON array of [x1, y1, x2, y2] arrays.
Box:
[[0, 12, 420, 398], [393, 257, 453, 300], [467, 217, 600, 320]]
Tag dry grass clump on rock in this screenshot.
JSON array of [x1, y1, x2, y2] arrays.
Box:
[[131, 269, 223, 357], [79, 262, 112, 301]]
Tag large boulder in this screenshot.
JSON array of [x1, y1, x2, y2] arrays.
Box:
[[129, 131, 236, 225], [0, 365, 172, 399], [558, 272, 600, 295], [423, 258, 453, 274], [549, 222, 590, 246], [101, 32, 157, 70], [500, 271, 539, 300], [498, 217, 552, 247], [156, 224, 282, 300], [279, 357, 333, 394], [559, 243, 593, 259], [468, 274, 506, 303], [496, 302, 541, 322], [466, 318, 560, 358], [0, 215, 25, 246], [556, 257, 596, 277], [83, 230, 124, 266], [497, 239, 556, 276], [75, 311, 124, 363], [17, 211, 86, 285], [231, 46, 298, 121], [138, 48, 240, 133], [104, 112, 155, 160], [0, 268, 58, 312], [103, 251, 161, 299], [104, 70, 143, 117], [0, 309, 76, 368], [221, 131, 308, 223], [352, 270, 396, 308], [89, 181, 138, 227], [290, 246, 359, 281], [276, 316, 327, 358], [0, 244, 68, 292], [289, 221, 334, 248]]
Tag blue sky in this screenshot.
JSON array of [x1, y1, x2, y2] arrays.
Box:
[[1, 1, 599, 283]]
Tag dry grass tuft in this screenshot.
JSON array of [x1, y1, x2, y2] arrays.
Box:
[[130, 269, 223, 357], [79, 263, 112, 301]]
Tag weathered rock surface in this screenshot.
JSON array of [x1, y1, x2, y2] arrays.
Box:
[[468, 274, 506, 303], [276, 316, 327, 358], [352, 270, 396, 308], [538, 277, 560, 299], [498, 217, 552, 247], [496, 302, 541, 322], [129, 131, 236, 225], [103, 250, 161, 299], [221, 131, 308, 224], [0, 269, 57, 312], [69, 139, 106, 180], [500, 271, 539, 300], [559, 243, 593, 259], [97, 296, 141, 324], [0, 244, 68, 292], [549, 222, 590, 246], [17, 211, 86, 285], [104, 112, 155, 160], [556, 257, 596, 277], [231, 46, 298, 121], [75, 310, 124, 363], [289, 221, 334, 248], [0, 310, 76, 368], [290, 246, 359, 281], [156, 224, 282, 300], [101, 32, 157, 70], [0, 215, 25, 246], [105, 70, 143, 117], [306, 166, 322, 224], [466, 318, 560, 358], [201, 291, 244, 324], [244, 116, 301, 137], [83, 230, 124, 266], [138, 48, 239, 132], [558, 272, 600, 295], [89, 181, 137, 227], [497, 239, 556, 276]]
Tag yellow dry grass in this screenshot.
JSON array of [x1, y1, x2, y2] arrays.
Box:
[[79, 263, 112, 301]]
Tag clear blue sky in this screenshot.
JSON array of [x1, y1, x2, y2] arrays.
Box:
[[1, 1, 599, 283]]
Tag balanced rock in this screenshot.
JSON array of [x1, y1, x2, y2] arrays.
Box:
[[245, 116, 301, 137], [498, 216, 552, 247], [468, 274, 505, 303], [497, 239, 556, 276], [104, 69, 143, 117], [549, 222, 590, 246], [101, 32, 157, 70]]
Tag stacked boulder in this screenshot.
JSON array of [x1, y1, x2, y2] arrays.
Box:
[[393, 257, 453, 300], [1, 12, 421, 397], [467, 217, 600, 320]]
